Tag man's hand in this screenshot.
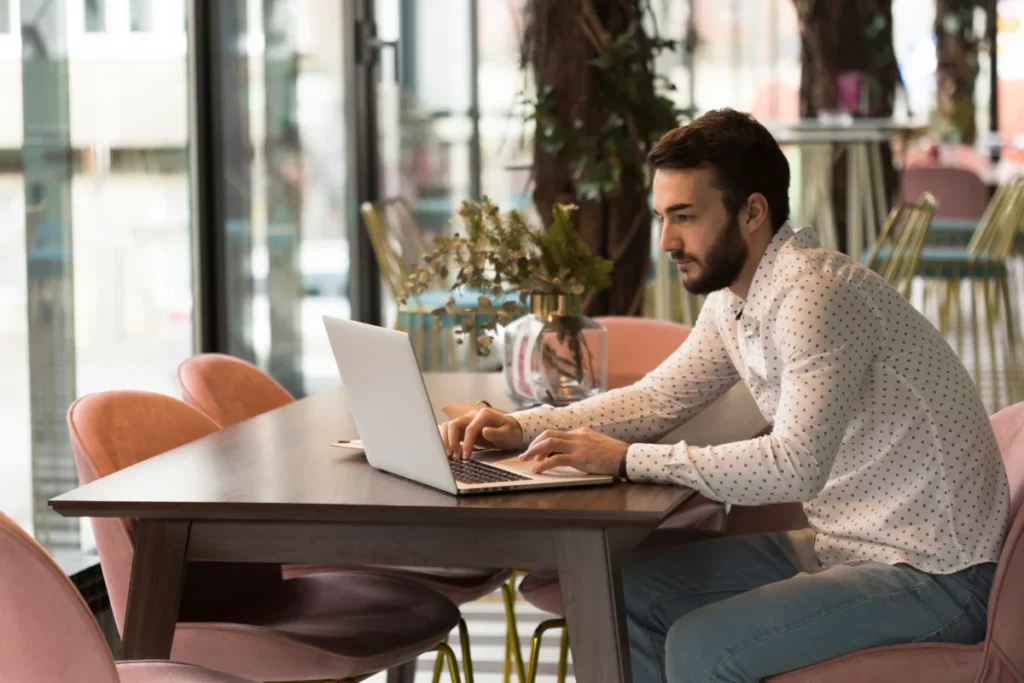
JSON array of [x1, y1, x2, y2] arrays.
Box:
[[440, 408, 525, 459], [519, 427, 629, 476]]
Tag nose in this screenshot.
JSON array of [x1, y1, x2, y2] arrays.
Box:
[[659, 222, 680, 254]]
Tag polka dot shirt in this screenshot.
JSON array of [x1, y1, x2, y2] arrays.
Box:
[[514, 224, 1010, 573]]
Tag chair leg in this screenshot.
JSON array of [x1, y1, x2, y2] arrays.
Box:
[[500, 578, 526, 683], [457, 617, 475, 683], [525, 618, 566, 683], [435, 641, 463, 683], [556, 627, 570, 683], [431, 634, 448, 683]]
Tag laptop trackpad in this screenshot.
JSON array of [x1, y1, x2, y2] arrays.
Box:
[[485, 453, 591, 478]]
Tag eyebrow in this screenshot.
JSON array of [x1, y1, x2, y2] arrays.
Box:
[[653, 202, 693, 218]]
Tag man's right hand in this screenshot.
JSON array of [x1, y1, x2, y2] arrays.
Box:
[[440, 407, 524, 460]]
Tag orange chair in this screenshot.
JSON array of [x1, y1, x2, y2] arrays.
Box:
[[176, 353, 293, 428], [176, 353, 514, 681], [67, 390, 463, 682], [593, 316, 691, 389], [0, 509, 254, 683]]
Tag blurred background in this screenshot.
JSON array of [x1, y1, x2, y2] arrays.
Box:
[[0, 0, 1021, 562]]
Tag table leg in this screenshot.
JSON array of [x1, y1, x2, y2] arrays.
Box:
[[554, 528, 644, 683], [121, 519, 190, 660], [387, 660, 417, 683]]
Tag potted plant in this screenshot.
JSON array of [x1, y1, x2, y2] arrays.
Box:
[[400, 197, 613, 406]]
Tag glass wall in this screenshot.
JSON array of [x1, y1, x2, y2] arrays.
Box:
[[213, 0, 352, 397], [0, 0, 193, 549]]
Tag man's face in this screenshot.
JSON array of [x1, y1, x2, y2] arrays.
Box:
[[652, 167, 749, 295]]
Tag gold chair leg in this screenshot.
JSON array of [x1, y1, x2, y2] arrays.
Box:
[[982, 279, 1001, 409], [525, 619, 566, 683], [435, 641, 463, 683], [457, 617, 475, 683], [1000, 276, 1023, 403], [500, 578, 526, 683], [970, 279, 982, 394], [431, 634, 448, 683], [556, 628, 570, 683]]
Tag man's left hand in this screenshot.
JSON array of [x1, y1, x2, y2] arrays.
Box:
[[519, 427, 629, 476]]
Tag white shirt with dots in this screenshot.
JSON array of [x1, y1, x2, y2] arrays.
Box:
[[514, 224, 1010, 574]]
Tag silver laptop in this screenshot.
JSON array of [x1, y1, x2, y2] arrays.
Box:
[[323, 315, 615, 495]]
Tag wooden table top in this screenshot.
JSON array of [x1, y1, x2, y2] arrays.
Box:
[[50, 373, 689, 528]]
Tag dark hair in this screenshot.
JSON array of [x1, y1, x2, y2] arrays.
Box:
[[647, 109, 791, 232]]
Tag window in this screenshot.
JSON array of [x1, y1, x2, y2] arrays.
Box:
[[212, 0, 354, 397], [130, 0, 153, 32], [1, 0, 194, 550], [84, 0, 106, 33]]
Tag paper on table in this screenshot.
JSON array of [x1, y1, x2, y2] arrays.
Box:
[[330, 439, 365, 450]]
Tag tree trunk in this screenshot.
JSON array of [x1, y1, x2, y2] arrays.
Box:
[[794, 0, 900, 253], [934, 0, 981, 144], [527, 0, 652, 317]]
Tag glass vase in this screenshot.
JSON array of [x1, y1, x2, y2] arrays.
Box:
[[503, 294, 607, 407]]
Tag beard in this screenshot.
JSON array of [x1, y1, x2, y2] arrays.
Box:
[[673, 213, 748, 295]]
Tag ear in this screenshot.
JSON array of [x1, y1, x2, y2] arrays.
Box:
[[742, 193, 771, 236]]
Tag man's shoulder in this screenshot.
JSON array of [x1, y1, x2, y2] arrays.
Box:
[[771, 246, 879, 315]]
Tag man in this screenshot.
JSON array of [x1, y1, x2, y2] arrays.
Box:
[[441, 109, 1009, 683]]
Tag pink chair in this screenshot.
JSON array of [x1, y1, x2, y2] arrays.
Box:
[[767, 401, 1024, 682], [517, 317, 722, 681], [900, 166, 990, 220], [594, 316, 692, 389], [68, 390, 463, 682], [176, 353, 294, 428], [176, 354, 513, 680], [0, 509, 254, 683]]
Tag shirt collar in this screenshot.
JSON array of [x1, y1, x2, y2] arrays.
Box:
[[725, 223, 816, 320]]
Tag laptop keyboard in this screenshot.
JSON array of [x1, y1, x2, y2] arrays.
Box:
[[449, 458, 531, 485]]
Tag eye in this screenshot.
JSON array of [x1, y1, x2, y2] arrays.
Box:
[[671, 214, 694, 224]]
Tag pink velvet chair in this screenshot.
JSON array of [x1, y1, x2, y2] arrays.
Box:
[[176, 353, 294, 428], [67, 390, 463, 682], [176, 353, 513, 680], [767, 400, 1024, 682], [593, 316, 692, 389], [516, 317, 724, 681], [0, 509, 254, 683], [900, 166, 990, 220]]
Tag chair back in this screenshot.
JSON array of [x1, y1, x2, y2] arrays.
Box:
[[177, 353, 294, 428], [865, 192, 936, 296], [593, 316, 691, 389], [0, 510, 120, 683], [900, 166, 989, 220], [980, 401, 1024, 680], [67, 391, 281, 632], [361, 197, 431, 300], [968, 174, 1024, 262]]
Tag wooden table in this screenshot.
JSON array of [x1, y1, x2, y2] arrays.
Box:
[[50, 372, 693, 683]]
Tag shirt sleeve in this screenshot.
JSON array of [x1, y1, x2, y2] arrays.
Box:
[[512, 294, 742, 444], [627, 276, 883, 505]]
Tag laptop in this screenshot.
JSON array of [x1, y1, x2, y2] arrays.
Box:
[[323, 315, 615, 495]]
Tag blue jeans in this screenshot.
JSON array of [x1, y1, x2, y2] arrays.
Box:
[[623, 530, 995, 683]]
